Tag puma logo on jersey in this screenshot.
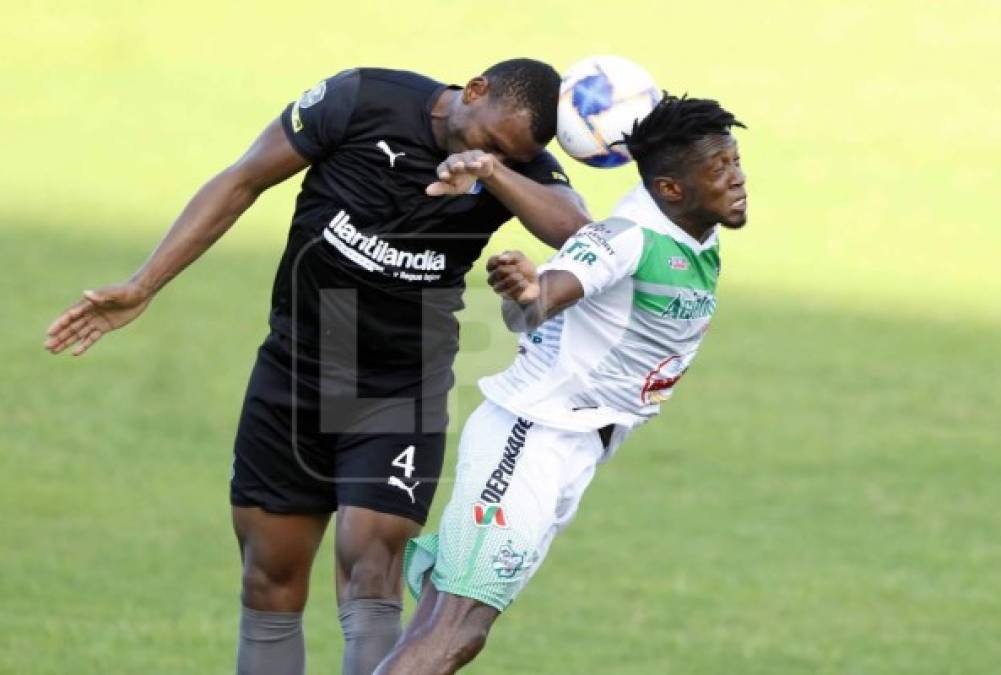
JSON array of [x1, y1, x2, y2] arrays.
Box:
[[388, 475, 420, 503], [376, 140, 406, 168]]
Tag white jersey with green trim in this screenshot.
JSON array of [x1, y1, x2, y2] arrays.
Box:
[[478, 184, 721, 434]]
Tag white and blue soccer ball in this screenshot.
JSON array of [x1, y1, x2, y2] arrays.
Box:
[[557, 55, 662, 168]]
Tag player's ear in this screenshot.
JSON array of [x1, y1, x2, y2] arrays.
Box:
[[463, 76, 489, 104], [653, 177, 684, 203]]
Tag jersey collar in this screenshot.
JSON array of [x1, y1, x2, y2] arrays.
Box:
[[613, 184, 719, 253]]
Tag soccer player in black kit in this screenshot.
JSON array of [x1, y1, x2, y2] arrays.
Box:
[[44, 59, 589, 675]]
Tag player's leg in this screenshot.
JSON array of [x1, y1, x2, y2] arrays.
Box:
[[334, 506, 421, 675], [333, 432, 446, 675], [373, 587, 499, 675], [232, 507, 330, 675], [229, 333, 339, 675], [379, 400, 605, 672]]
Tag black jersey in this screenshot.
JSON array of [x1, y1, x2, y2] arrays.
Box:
[[270, 68, 571, 431]]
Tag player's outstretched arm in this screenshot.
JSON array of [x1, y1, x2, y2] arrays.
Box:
[[44, 118, 309, 356], [486, 251, 584, 333], [427, 150, 589, 248]]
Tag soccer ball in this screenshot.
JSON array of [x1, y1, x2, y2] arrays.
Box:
[[556, 55, 662, 168]]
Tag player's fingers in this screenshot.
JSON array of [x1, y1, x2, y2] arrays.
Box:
[[492, 251, 520, 268], [487, 274, 516, 293], [486, 254, 515, 274], [48, 316, 100, 354], [45, 315, 97, 352], [46, 335, 74, 354], [433, 158, 452, 178], [45, 314, 93, 350], [46, 299, 94, 335], [486, 265, 517, 286], [489, 272, 523, 294], [426, 181, 461, 197], [489, 260, 521, 276], [72, 328, 104, 357], [46, 327, 82, 354]]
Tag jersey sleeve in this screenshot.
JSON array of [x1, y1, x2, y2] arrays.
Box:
[[511, 150, 573, 187], [280, 68, 361, 161], [542, 218, 644, 297]]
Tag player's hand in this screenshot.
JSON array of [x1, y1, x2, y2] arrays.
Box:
[[426, 150, 499, 197], [44, 282, 153, 356], [486, 250, 540, 303]]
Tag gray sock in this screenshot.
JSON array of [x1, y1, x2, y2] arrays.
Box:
[[236, 605, 305, 675], [338, 598, 403, 675]]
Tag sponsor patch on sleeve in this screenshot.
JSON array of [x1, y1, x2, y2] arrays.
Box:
[[298, 79, 326, 108], [560, 239, 599, 265], [289, 79, 325, 133]]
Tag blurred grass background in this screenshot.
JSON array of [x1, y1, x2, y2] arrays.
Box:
[[2, 1, 999, 673]]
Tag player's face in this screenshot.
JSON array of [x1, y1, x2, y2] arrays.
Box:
[[685, 135, 747, 228], [454, 87, 542, 164]]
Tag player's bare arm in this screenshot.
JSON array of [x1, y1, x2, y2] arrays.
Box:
[[44, 119, 307, 356], [428, 150, 588, 248], [486, 250, 584, 332]]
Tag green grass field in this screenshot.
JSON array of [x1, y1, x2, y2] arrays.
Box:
[[2, 2, 1000, 673]]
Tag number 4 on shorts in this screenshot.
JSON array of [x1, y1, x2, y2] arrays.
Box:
[[392, 445, 416, 479]]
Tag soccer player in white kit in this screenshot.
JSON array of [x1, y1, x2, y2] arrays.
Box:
[[374, 94, 748, 674]]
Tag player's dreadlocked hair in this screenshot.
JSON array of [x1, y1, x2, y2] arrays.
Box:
[[621, 93, 745, 186], [483, 58, 561, 144]]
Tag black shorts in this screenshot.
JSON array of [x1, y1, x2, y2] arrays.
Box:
[[230, 333, 446, 524]]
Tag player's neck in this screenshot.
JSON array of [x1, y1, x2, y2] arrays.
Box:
[[662, 205, 716, 244], [430, 88, 460, 152]]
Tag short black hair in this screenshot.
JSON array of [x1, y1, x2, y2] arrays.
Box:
[[482, 58, 561, 144], [621, 93, 745, 186]]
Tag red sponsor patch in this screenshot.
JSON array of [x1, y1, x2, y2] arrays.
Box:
[[640, 355, 688, 404], [669, 256, 689, 271]]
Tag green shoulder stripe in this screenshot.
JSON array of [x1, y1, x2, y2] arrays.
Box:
[[633, 228, 720, 292]]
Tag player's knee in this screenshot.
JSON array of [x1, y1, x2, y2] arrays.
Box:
[[343, 558, 398, 600], [241, 560, 308, 612]]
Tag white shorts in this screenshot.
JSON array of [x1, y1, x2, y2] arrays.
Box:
[[404, 399, 609, 611]]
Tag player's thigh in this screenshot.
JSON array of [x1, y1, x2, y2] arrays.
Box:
[[334, 431, 446, 526], [230, 334, 341, 514], [233, 506, 330, 569], [232, 506, 331, 610], [330, 429, 444, 600]]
